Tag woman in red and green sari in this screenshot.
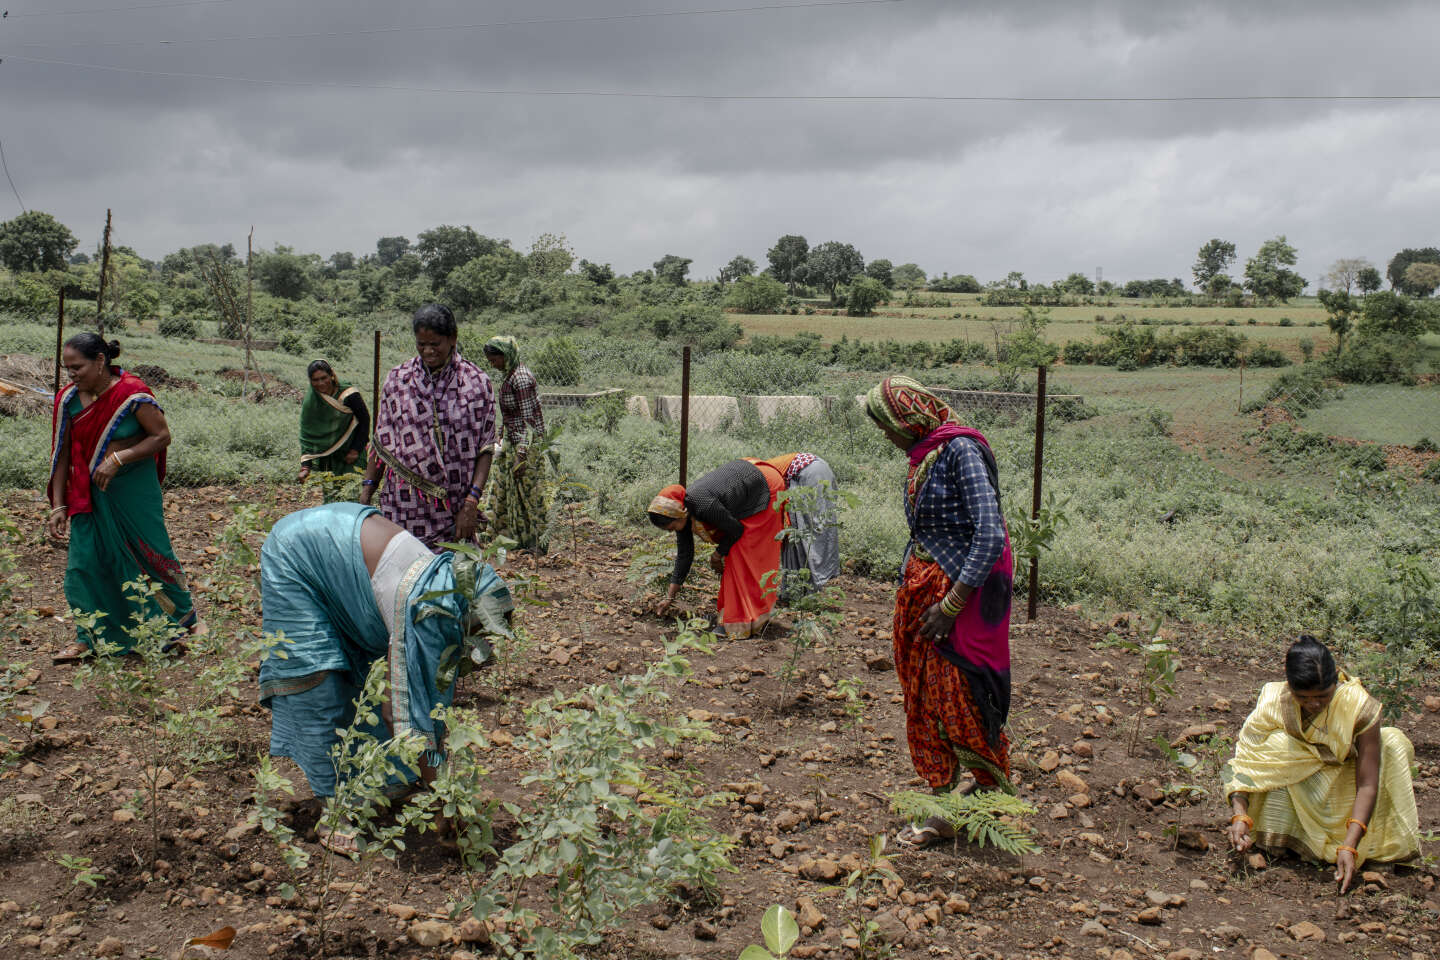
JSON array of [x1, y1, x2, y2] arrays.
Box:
[[298, 359, 369, 491], [47, 334, 201, 664], [865, 376, 1014, 849]]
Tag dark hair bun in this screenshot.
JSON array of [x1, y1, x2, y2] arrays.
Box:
[[106, 340, 122, 361]]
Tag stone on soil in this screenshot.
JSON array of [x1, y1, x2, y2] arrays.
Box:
[[409, 920, 454, 947], [1288, 920, 1325, 941]]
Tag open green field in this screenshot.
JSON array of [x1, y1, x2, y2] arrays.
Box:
[[734, 294, 1332, 358], [1300, 384, 1440, 446]]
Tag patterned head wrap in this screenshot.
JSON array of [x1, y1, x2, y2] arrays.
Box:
[[483, 335, 520, 376], [648, 483, 688, 520], [865, 376, 955, 439]]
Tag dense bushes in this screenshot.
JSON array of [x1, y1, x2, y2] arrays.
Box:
[[1061, 324, 1289, 369], [158, 315, 199, 340], [724, 275, 787, 314], [532, 334, 582, 386], [696, 351, 820, 395]]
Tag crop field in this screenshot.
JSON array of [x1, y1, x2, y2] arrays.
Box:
[[0, 314, 1438, 960]]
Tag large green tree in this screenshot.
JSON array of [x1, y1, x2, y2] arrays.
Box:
[[0, 211, 78, 272], [865, 258, 893, 288], [255, 245, 319, 300], [718, 255, 756, 286], [766, 234, 809, 293], [1243, 236, 1306, 302], [416, 225, 506, 290], [1385, 247, 1440, 293], [652, 254, 692, 286], [375, 235, 410, 267], [1403, 262, 1440, 298], [807, 241, 864, 302], [891, 263, 926, 290], [1192, 238, 1236, 291], [1318, 289, 1357, 354], [1356, 266, 1383, 294]]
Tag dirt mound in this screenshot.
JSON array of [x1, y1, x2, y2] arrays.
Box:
[[0, 352, 54, 416], [130, 363, 199, 392], [217, 367, 302, 402]]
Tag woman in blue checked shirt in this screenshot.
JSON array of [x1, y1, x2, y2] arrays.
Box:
[[865, 376, 1015, 850]]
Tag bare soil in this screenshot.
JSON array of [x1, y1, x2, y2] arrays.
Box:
[[0, 484, 1437, 960]]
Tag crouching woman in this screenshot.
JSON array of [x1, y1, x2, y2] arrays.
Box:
[[258, 502, 513, 852], [1224, 635, 1420, 893]]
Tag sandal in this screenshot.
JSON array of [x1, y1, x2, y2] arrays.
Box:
[[52, 642, 92, 665], [895, 821, 953, 851]]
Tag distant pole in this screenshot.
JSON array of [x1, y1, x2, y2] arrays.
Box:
[[95, 209, 113, 337], [1027, 365, 1048, 622], [53, 288, 65, 393], [1237, 355, 1246, 413], [679, 345, 691, 486], [372, 330, 382, 415]]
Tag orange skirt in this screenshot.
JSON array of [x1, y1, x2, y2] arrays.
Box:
[[715, 460, 785, 638]]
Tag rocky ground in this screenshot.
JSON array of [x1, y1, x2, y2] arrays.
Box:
[[0, 484, 1436, 960]]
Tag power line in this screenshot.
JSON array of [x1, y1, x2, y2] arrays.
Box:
[[0, 134, 25, 212], [6, 54, 1440, 104], [7, 0, 905, 49], [4, 0, 234, 17]]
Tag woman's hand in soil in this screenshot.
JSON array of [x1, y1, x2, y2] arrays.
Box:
[[1335, 848, 1357, 893], [1227, 818, 1251, 852], [919, 603, 956, 644]]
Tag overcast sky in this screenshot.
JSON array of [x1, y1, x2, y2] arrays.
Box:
[[2, 0, 1438, 287]]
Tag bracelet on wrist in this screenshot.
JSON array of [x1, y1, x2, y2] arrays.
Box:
[[938, 593, 965, 617], [361, 479, 376, 487], [111, 452, 124, 469], [1230, 813, 1253, 829], [1345, 818, 1368, 835], [1337, 844, 1358, 857], [50, 505, 66, 516]]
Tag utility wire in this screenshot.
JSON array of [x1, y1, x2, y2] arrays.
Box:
[[7, 0, 904, 49], [4, 0, 234, 17], [0, 134, 25, 212], [5, 53, 1440, 104]]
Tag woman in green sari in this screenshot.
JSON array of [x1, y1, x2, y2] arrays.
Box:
[[298, 359, 370, 484], [482, 336, 550, 553], [47, 334, 203, 663]]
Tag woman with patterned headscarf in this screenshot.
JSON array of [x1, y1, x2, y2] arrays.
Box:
[[865, 376, 1014, 849], [482, 335, 550, 553], [647, 457, 786, 638]]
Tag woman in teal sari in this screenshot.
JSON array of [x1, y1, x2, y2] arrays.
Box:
[[47, 334, 202, 663], [298, 359, 369, 483], [482, 336, 550, 553]]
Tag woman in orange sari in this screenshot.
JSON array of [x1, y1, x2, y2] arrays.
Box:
[[866, 376, 1014, 849], [648, 458, 785, 638]]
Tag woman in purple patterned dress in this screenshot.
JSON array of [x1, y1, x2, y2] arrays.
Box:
[[360, 304, 496, 549]]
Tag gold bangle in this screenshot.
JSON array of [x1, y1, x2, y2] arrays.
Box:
[[111, 451, 124, 469], [1230, 814, 1253, 829], [50, 506, 66, 516], [938, 595, 963, 617], [1345, 818, 1368, 835], [1337, 844, 1359, 857]]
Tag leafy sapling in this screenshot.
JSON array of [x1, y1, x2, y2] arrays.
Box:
[[739, 904, 799, 960]]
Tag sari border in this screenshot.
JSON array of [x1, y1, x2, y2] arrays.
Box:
[[48, 384, 78, 489], [83, 394, 161, 477], [300, 419, 357, 464], [372, 436, 451, 504], [387, 554, 437, 750]]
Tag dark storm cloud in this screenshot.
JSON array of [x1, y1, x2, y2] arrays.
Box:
[[1, 0, 1437, 277]]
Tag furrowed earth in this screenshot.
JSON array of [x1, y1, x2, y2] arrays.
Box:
[[0, 485, 1436, 960]]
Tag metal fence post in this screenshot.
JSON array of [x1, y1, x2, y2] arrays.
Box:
[[372, 330, 381, 415], [1028, 365, 1048, 621], [679, 346, 691, 485], [53, 288, 65, 393]]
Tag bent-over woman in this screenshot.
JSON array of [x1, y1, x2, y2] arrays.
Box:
[[865, 376, 1013, 849], [259, 502, 513, 852], [648, 458, 786, 638], [361, 304, 495, 549], [482, 336, 550, 553], [47, 334, 201, 663], [1225, 636, 1419, 893], [298, 359, 369, 483], [765, 452, 840, 601]]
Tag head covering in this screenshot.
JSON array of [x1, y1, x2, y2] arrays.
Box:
[[865, 376, 955, 439], [484, 335, 520, 377], [648, 483, 688, 519]]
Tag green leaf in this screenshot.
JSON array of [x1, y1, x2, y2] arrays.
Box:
[[740, 948, 777, 960], [762, 904, 798, 956]]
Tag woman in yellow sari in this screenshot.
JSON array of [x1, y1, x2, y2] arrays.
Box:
[[1224, 636, 1419, 893]]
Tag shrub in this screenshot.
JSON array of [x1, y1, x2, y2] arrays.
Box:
[[1245, 344, 1290, 367], [533, 334, 582, 386], [1322, 332, 1422, 384], [278, 330, 306, 356], [1422, 460, 1440, 484], [725, 275, 787, 314], [308, 315, 354, 362], [845, 277, 888, 317], [158, 315, 199, 340], [698, 351, 819, 395]]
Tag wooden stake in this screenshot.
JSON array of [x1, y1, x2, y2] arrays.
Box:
[[679, 346, 691, 485], [95, 209, 112, 337], [244, 229, 255, 400], [372, 329, 381, 416], [1027, 365, 1048, 622], [53, 288, 65, 393]]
